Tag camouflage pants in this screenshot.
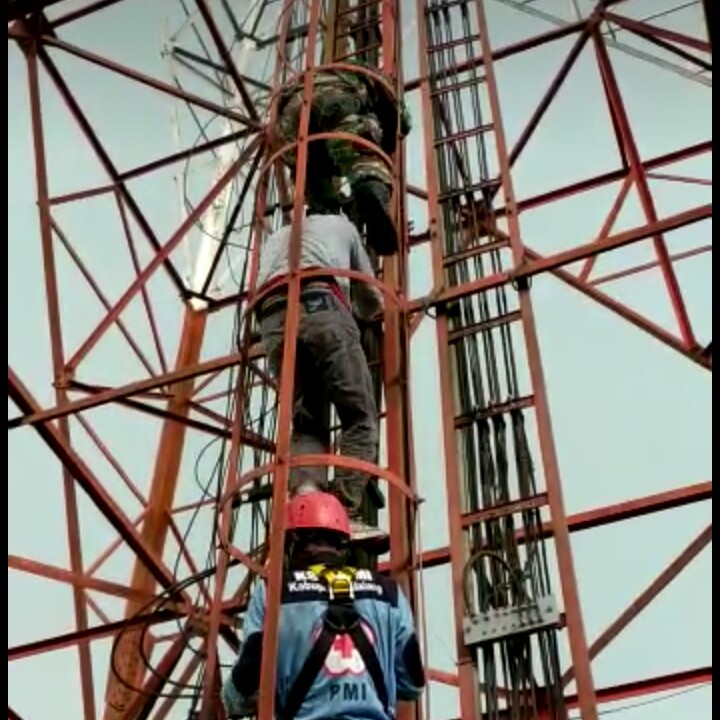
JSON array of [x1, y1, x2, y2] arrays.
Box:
[[258, 290, 379, 517], [276, 88, 392, 209]]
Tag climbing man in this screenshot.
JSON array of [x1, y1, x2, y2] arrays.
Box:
[[273, 64, 411, 256], [222, 491, 426, 719], [254, 208, 386, 547]]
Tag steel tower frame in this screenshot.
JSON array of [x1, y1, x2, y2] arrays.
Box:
[[8, 1, 711, 720]]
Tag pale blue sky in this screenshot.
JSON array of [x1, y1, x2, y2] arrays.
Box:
[[8, 1, 711, 719]]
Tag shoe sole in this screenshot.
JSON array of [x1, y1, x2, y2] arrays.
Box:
[[349, 533, 391, 555]]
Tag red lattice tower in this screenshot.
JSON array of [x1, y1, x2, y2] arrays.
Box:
[[8, 2, 711, 720]]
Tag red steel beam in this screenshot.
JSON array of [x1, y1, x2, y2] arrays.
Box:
[[517, 204, 708, 284], [562, 524, 712, 687], [592, 28, 695, 346], [8, 556, 154, 604], [577, 175, 633, 281], [405, 18, 587, 91], [508, 26, 591, 168], [516, 141, 710, 213], [102, 309, 207, 720], [406, 204, 711, 313], [122, 635, 187, 720], [38, 33, 258, 128], [8, 353, 241, 428], [8, 609, 184, 662], [524, 246, 710, 370], [23, 40, 96, 720], [562, 667, 711, 711], [150, 651, 206, 720], [408, 141, 711, 246], [30, 40, 187, 298], [445, 667, 711, 719], [406, 206, 711, 370], [406, 481, 711, 571], [45, 126, 254, 206], [591, 244, 712, 286], [473, 1, 598, 715], [193, 0, 259, 122], [8, 367, 181, 592], [117, 127, 253, 184], [49, 217, 159, 378], [63, 129, 259, 370], [253, 6, 325, 720], [113, 194, 170, 375], [75, 418, 148, 505], [604, 11, 710, 55], [49, 0, 130, 29], [196, 376, 248, 720]]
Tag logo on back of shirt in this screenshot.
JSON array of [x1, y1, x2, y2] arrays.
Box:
[[317, 622, 376, 677], [286, 568, 385, 599]]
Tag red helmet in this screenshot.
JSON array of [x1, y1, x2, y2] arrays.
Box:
[[286, 492, 351, 538]]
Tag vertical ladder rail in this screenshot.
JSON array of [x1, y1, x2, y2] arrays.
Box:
[[471, 2, 598, 716], [417, 0, 599, 717], [414, 1, 483, 718]]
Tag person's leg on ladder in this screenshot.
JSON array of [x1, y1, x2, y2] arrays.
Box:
[[302, 293, 387, 548], [258, 308, 330, 497], [329, 112, 399, 256], [290, 345, 332, 494]]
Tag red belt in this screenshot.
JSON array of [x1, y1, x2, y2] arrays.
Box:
[[257, 273, 351, 314]]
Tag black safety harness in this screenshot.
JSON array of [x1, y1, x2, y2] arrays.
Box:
[[277, 564, 390, 720]]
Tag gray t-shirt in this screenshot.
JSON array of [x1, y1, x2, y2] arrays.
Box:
[[256, 213, 383, 320]]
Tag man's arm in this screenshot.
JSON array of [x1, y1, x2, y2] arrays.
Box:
[[348, 224, 384, 321], [222, 581, 266, 717], [393, 588, 426, 701]]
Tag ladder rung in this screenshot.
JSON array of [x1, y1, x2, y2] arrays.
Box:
[[460, 492, 548, 527], [427, 34, 482, 54], [439, 179, 499, 202], [337, 0, 380, 17], [443, 237, 510, 267], [425, 0, 470, 13], [336, 18, 381, 37], [430, 76, 487, 96], [454, 396, 535, 428], [335, 43, 382, 62], [434, 123, 494, 146], [448, 311, 522, 344]]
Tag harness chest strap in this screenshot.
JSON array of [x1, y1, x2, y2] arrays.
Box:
[[277, 565, 390, 720]]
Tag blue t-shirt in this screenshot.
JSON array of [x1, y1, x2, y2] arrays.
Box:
[[229, 567, 424, 720]]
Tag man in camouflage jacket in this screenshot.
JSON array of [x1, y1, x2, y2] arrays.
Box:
[[274, 64, 411, 256]]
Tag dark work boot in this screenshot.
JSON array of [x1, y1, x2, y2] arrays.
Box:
[[340, 194, 361, 229], [352, 178, 399, 256]]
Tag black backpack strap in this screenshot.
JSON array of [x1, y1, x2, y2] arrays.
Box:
[[277, 625, 338, 720], [278, 617, 390, 720], [346, 621, 389, 714], [278, 565, 391, 720]]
